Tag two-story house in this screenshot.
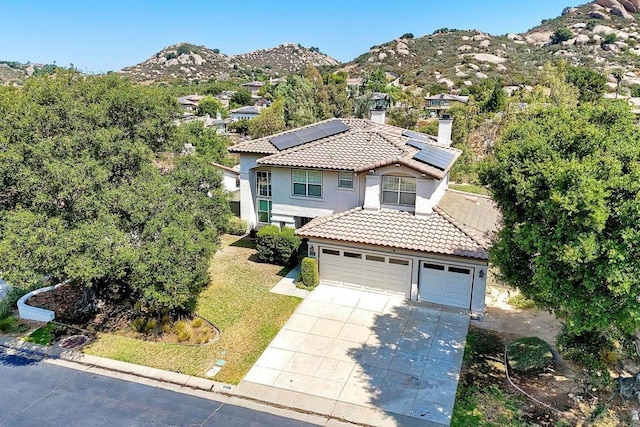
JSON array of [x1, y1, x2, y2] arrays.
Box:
[[229, 118, 489, 313]]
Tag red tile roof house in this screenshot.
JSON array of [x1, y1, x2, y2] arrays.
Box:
[[229, 116, 494, 313]]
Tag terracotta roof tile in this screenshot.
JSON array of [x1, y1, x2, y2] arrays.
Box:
[[296, 208, 488, 260], [228, 118, 461, 179]]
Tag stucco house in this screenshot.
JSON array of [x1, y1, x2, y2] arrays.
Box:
[[425, 94, 469, 117], [230, 105, 262, 122], [228, 117, 491, 313]]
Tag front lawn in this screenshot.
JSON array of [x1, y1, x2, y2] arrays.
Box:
[[84, 234, 301, 384]]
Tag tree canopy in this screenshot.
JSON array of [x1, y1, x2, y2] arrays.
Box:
[[0, 72, 230, 315], [480, 101, 640, 336]]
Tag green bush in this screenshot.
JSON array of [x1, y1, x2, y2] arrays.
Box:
[[300, 257, 319, 289], [506, 336, 553, 375], [603, 33, 617, 45], [256, 225, 301, 266], [0, 285, 33, 320], [226, 217, 247, 236], [557, 327, 612, 389], [551, 27, 573, 45]]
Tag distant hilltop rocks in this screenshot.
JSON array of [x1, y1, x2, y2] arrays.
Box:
[[586, 0, 640, 20], [118, 42, 339, 83]]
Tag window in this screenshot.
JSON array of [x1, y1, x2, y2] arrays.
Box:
[[292, 170, 322, 197], [389, 258, 410, 266], [256, 171, 271, 197], [382, 176, 416, 206], [366, 255, 385, 262], [322, 248, 339, 256], [257, 199, 271, 223], [343, 252, 362, 259], [338, 172, 353, 188]]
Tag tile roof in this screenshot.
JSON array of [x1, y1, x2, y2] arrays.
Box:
[[296, 207, 488, 260], [435, 190, 500, 248], [228, 118, 461, 179]]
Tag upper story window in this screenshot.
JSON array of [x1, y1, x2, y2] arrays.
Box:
[[382, 176, 416, 206], [292, 169, 322, 197], [256, 171, 271, 198], [338, 172, 353, 188]]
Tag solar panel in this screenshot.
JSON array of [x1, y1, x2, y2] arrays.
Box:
[[402, 130, 432, 142], [270, 119, 349, 150], [406, 139, 427, 150], [413, 146, 457, 170], [271, 133, 303, 150]]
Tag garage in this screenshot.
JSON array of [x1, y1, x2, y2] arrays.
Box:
[[319, 247, 411, 295], [418, 261, 474, 309]]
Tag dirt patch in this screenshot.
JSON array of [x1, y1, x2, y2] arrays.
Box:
[[467, 283, 634, 424]]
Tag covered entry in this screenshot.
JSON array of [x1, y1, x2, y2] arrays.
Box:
[[418, 261, 474, 309], [319, 247, 411, 295]]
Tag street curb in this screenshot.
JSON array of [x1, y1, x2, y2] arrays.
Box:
[[0, 338, 235, 395]]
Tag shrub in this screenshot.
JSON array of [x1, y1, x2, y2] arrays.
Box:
[[131, 317, 146, 332], [0, 316, 28, 334], [256, 225, 301, 265], [226, 217, 247, 236], [551, 27, 573, 45], [300, 257, 319, 289], [400, 33, 414, 39], [145, 318, 157, 333], [0, 286, 31, 320], [192, 317, 203, 328], [507, 293, 536, 310], [275, 227, 301, 265], [506, 336, 553, 375], [603, 33, 617, 45], [175, 320, 192, 342]]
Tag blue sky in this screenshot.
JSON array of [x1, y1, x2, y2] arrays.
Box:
[[0, 1, 584, 73]]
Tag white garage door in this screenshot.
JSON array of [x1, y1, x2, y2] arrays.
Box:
[[418, 262, 473, 309], [319, 247, 410, 295]]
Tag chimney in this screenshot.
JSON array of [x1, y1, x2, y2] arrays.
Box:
[[438, 114, 453, 146], [370, 108, 386, 124]]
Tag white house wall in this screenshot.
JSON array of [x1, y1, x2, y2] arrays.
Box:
[[270, 168, 360, 226], [239, 154, 263, 229]]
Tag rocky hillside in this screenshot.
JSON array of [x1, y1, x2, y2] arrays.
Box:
[[342, 0, 640, 94], [0, 62, 60, 85], [118, 42, 339, 83], [118, 43, 239, 84], [233, 43, 339, 73]]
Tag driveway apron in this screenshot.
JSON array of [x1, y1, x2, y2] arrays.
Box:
[[240, 285, 470, 426]]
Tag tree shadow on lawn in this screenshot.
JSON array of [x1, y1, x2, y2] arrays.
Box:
[[228, 235, 255, 249], [342, 303, 468, 426]]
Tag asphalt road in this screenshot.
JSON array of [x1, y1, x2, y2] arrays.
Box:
[[0, 347, 318, 427]]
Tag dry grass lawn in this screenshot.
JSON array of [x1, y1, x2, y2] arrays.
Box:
[[84, 234, 301, 384]]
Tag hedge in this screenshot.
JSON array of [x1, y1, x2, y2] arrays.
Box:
[[300, 257, 319, 289], [256, 225, 301, 265]]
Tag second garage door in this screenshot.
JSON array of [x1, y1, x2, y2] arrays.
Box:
[[418, 261, 473, 309], [319, 247, 410, 295]]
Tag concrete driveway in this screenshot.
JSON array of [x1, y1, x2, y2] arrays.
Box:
[[239, 285, 470, 426]]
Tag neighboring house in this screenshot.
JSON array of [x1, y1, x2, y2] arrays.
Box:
[[178, 94, 204, 112], [425, 93, 469, 117], [215, 91, 235, 108], [180, 112, 230, 135], [229, 115, 492, 313], [211, 162, 240, 215], [230, 106, 261, 122], [241, 81, 264, 96]]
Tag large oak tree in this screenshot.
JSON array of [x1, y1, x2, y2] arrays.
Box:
[[480, 101, 640, 336], [0, 72, 230, 314]]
